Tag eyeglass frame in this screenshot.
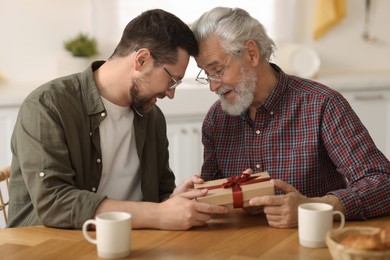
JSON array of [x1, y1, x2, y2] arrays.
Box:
[[150, 54, 182, 90], [195, 56, 232, 85]]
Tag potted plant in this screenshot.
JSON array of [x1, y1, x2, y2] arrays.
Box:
[[64, 33, 98, 58], [58, 33, 99, 76]]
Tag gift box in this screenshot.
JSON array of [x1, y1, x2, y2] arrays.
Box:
[[194, 172, 274, 209]]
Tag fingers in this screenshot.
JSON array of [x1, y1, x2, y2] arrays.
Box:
[[177, 189, 229, 214], [191, 219, 210, 227], [172, 175, 205, 197], [246, 199, 294, 228], [249, 195, 283, 207], [179, 188, 209, 200], [247, 186, 301, 229], [271, 179, 298, 194], [265, 214, 292, 228], [194, 200, 229, 214], [190, 175, 204, 184], [243, 168, 254, 174], [181, 175, 203, 188], [248, 180, 297, 207]]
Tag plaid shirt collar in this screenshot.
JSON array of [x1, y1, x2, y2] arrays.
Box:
[[240, 63, 288, 122]]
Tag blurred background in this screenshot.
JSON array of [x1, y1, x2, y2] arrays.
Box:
[[0, 0, 389, 186], [0, 0, 389, 83]]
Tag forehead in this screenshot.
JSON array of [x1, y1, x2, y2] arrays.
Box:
[[195, 35, 228, 70], [167, 48, 190, 78]]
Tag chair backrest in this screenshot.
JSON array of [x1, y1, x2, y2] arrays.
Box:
[[0, 166, 11, 227]]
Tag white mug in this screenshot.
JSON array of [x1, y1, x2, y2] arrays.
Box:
[[298, 202, 345, 248], [82, 212, 132, 259]]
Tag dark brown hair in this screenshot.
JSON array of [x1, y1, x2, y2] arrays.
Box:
[[111, 9, 198, 64]]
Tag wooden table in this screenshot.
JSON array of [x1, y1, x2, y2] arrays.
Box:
[[0, 210, 389, 260]]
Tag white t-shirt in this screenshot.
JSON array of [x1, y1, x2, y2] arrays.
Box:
[[97, 96, 143, 201]]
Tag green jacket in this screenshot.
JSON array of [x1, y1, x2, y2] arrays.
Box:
[[7, 61, 175, 228]]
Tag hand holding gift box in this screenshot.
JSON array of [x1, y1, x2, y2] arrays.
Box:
[[194, 172, 274, 209]]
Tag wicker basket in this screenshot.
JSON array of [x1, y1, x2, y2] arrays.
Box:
[[326, 226, 390, 260]]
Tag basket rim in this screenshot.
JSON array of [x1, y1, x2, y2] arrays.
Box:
[[326, 226, 390, 257]]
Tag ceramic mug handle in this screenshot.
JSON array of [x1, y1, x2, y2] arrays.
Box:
[[333, 211, 345, 230], [82, 219, 97, 244]]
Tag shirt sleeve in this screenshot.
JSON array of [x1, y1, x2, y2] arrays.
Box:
[[12, 97, 106, 228], [321, 94, 390, 220]]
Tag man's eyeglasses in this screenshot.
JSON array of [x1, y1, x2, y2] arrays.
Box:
[[152, 55, 182, 90], [195, 57, 232, 85]]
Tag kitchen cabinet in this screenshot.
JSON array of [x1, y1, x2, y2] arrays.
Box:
[[157, 85, 216, 184], [339, 89, 390, 159], [166, 117, 204, 185]]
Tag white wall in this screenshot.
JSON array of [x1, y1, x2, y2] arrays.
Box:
[[296, 0, 390, 74], [0, 0, 389, 85], [0, 0, 93, 84]]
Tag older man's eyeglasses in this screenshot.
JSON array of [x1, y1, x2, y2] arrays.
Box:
[[195, 57, 232, 85], [152, 55, 182, 90]]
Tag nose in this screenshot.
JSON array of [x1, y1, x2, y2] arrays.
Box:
[[165, 88, 176, 99], [209, 80, 222, 92]]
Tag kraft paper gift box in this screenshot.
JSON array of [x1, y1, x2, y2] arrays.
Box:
[[194, 172, 274, 209]]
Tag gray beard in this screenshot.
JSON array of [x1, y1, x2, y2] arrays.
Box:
[[218, 67, 257, 116]]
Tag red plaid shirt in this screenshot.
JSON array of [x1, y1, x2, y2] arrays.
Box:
[[201, 64, 390, 220]]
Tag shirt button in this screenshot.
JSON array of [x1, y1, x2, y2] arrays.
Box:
[[256, 130, 260, 135], [101, 112, 106, 117], [256, 164, 260, 169], [39, 172, 45, 177], [97, 158, 101, 163], [92, 187, 97, 192], [89, 132, 92, 136], [270, 111, 274, 115]]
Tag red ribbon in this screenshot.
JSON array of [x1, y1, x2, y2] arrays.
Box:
[[200, 173, 271, 208]]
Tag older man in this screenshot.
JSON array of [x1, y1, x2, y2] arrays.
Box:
[[191, 7, 390, 228]]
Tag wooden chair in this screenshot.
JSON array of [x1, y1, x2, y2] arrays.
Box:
[[0, 165, 11, 226]]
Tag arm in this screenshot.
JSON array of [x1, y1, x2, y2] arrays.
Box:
[[13, 97, 105, 228], [248, 94, 390, 228], [248, 179, 344, 228], [95, 188, 228, 230], [320, 95, 390, 219]]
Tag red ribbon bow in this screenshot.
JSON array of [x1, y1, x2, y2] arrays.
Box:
[[223, 173, 258, 208], [221, 173, 255, 188], [202, 173, 271, 208]]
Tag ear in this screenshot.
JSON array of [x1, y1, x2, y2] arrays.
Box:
[[244, 40, 260, 67], [134, 48, 152, 71]]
